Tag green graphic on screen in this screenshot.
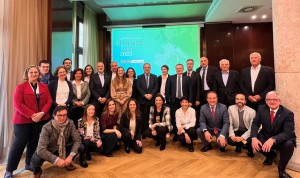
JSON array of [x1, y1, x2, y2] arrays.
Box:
[[112, 25, 200, 76]]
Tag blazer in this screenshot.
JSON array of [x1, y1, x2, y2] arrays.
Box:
[[36, 119, 81, 164], [228, 105, 256, 139], [136, 73, 158, 104], [13, 82, 52, 124], [250, 104, 296, 146], [119, 113, 142, 140], [183, 71, 201, 104], [212, 70, 241, 105], [72, 80, 91, 107], [149, 106, 173, 132], [199, 103, 230, 137], [240, 65, 275, 101], [195, 65, 218, 91], [89, 73, 111, 103], [78, 117, 101, 142], [48, 79, 74, 109], [165, 74, 193, 103]]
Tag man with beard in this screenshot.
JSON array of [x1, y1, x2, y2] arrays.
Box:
[[63, 58, 73, 81]]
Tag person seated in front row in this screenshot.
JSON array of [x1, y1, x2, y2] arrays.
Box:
[[143, 94, 172, 151], [78, 104, 103, 166], [119, 99, 143, 154], [30, 106, 85, 178], [100, 99, 121, 157], [228, 93, 256, 155], [196, 91, 230, 152], [175, 96, 198, 152]]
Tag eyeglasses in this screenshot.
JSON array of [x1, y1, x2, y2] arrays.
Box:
[[56, 114, 68, 118], [266, 99, 280, 102]]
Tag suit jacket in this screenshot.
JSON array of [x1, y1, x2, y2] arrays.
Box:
[[36, 119, 81, 164], [199, 103, 229, 137], [71, 80, 91, 107], [89, 73, 111, 103], [165, 74, 193, 103], [119, 113, 142, 140], [13, 82, 52, 124], [149, 106, 173, 132], [228, 105, 256, 139], [250, 104, 296, 146], [136, 73, 158, 104], [212, 70, 241, 105], [195, 65, 218, 91], [48, 79, 74, 109], [240, 65, 275, 102], [183, 71, 201, 104]]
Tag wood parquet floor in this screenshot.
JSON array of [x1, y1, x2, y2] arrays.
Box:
[[1, 137, 300, 178]]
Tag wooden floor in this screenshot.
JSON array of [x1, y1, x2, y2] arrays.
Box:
[[1, 137, 300, 178]]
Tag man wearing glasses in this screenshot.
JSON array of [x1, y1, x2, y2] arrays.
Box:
[[30, 106, 86, 178], [250, 91, 296, 178], [38, 60, 55, 84]]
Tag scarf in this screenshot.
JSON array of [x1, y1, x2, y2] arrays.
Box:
[[52, 119, 69, 159]]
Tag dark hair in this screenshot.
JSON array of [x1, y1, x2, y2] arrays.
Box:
[[82, 104, 97, 122], [39, 60, 51, 67], [84, 64, 94, 77], [161, 65, 169, 71], [102, 99, 118, 117], [63, 58, 72, 65], [125, 67, 136, 79], [186, 59, 194, 63], [206, 90, 218, 98], [155, 93, 165, 104], [180, 96, 189, 103], [72, 68, 84, 81], [235, 92, 245, 98], [53, 106, 68, 116], [53, 66, 67, 76], [125, 98, 140, 120]]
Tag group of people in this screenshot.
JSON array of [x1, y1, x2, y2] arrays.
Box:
[[4, 52, 296, 178]]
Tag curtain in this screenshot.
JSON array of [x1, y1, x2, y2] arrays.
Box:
[[72, 2, 77, 69], [83, 6, 99, 68], [0, 0, 48, 164]]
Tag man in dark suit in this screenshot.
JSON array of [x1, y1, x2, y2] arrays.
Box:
[[212, 59, 241, 107], [63, 58, 73, 81], [106, 61, 118, 80], [89, 62, 111, 118], [240, 52, 275, 110], [195, 57, 218, 105], [197, 91, 229, 152], [136, 63, 158, 134], [250, 91, 296, 178], [166, 64, 192, 141], [183, 59, 201, 127]]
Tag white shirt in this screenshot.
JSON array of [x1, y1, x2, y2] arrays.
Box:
[[98, 72, 104, 87], [160, 75, 168, 98], [66, 71, 71, 81], [200, 67, 209, 90], [72, 80, 84, 99], [56, 80, 69, 105], [86, 121, 94, 138], [250, 64, 261, 92], [222, 70, 229, 86], [112, 72, 116, 80], [175, 107, 196, 129]]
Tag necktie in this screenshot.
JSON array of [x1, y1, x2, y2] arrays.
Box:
[[201, 67, 206, 91], [146, 74, 149, 89], [177, 75, 182, 98], [270, 110, 275, 124], [211, 106, 218, 134]]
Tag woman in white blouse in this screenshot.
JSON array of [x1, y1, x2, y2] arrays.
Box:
[[71, 68, 91, 127], [48, 66, 73, 115], [175, 96, 197, 152], [157, 65, 169, 104]]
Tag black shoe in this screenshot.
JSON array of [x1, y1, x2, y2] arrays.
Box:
[[142, 135, 146, 139], [65, 163, 76, 171], [278, 168, 292, 178], [79, 159, 88, 168], [247, 150, 254, 157], [200, 145, 212, 152], [106, 152, 113, 157], [173, 135, 178, 142], [155, 140, 161, 146], [219, 147, 226, 152], [263, 157, 273, 165], [25, 164, 33, 172], [263, 151, 276, 165], [86, 152, 92, 161], [188, 144, 194, 152], [160, 144, 166, 151], [4, 171, 13, 178], [235, 146, 242, 153], [125, 146, 130, 154], [33, 169, 42, 178]]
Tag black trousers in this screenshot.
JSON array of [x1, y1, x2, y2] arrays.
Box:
[[121, 131, 142, 153], [6, 120, 49, 172], [144, 127, 168, 147], [227, 130, 252, 150], [101, 133, 118, 155], [170, 98, 181, 134], [71, 107, 84, 129], [177, 127, 198, 144], [249, 136, 295, 170], [30, 144, 84, 174], [140, 101, 152, 133], [82, 139, 103, 154]]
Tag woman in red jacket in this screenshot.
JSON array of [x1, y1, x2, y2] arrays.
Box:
[[4, 65, 52, 178]]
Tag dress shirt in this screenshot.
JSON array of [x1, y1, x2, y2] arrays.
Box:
[[175, 107, 196, 130], [160, 75, 168, 98], [72, 80, 84, 100], [200, 67, 209, 90], [98, 72, 105, 87], [56, 80, 69, 105], [66, 71, 71, 81], [250, 64, 261, 92], [222, 70, 229, 86]]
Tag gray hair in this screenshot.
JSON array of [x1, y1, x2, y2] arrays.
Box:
[[266, 91, 281, 100]]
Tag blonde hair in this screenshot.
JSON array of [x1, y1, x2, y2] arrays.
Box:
[[23, 65, 41, 81]]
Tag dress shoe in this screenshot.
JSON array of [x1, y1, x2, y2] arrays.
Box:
[[235, 146, 242, 153], [219, 147, 226, 152], [80, 159, 88, 168], [247, 150, 254, 157], [200, 145, 212, 152], [263, 157, 273, 165], [188, 144, 194, 152], [155, 140, 161, 146], [25, 164, 33, 172], [106, 152, 113, 157], [33, 170, 42, 178], [125, 146, 130, 154], [173, 135, 178, 142], [4, 171, 13, 178], [86, 152, 92, 161], [278, 168, 292, 178], [65, 163, 76, 171], [160, 144, 166, 151], [142, 135, 146, 139]]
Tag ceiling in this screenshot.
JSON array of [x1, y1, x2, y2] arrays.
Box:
[[80, 0, 272, 25]]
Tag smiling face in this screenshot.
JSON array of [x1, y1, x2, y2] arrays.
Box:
[[54, 109, 68, 124], [117, 67, 125, 78], [155, 96, 164, 107], [186, 60, 194, 71], [235, 94, 246, 108], [207, 92, 218, 106], [86, 105, 95, 117], [128, 100, 137, 113], [265, 93, 281, 110], [111, 62, 118, 73], [85, 66, 93, 75], [57, 67, 67, 80], [97, 62, 104, 73], [27, 67, 40, 83], [127, 68, 135, 78], [176, 64, 183, 75], [39, 63, 50, 75], [108, 100, 116, 113], [143, 63, 151, 74], [219, 60, 230, 72], [180, 99, 189, 109], [200, 57, 208, 68], [161, 66, 168, 75], [74, 70, 83, 81], [63, 59, 72, 71], [250, 52, 261, 67]]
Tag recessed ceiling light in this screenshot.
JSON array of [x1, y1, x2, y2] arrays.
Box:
[[262, 15, 267, 19], [251, 15, 257, 20], [244, 26, 249, 30]]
